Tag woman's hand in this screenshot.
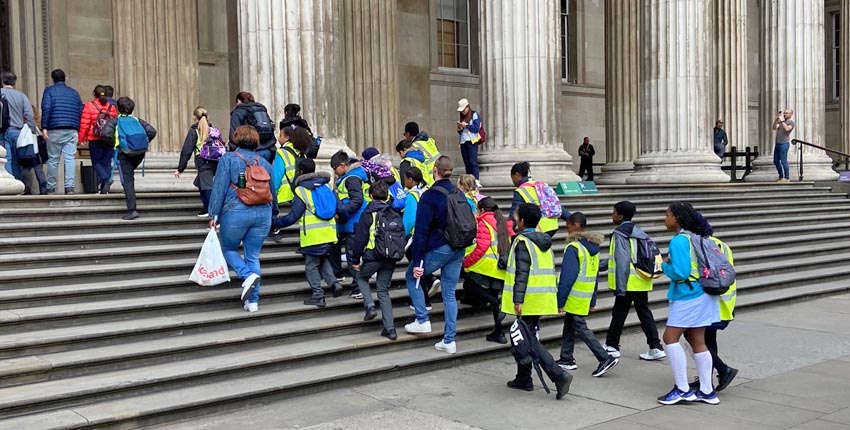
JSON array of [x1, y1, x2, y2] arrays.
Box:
[[208, 219, 217, 229], [413, 267, 424, 278]]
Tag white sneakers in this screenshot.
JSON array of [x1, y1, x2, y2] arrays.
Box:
[[241, 274, 260, 301], [404, 320, 432, 334], [428, 279, 442, 298], [603, 345, 622, 358], [435, 340, 456, 354], [639, 348, 667, 361], [243, 300, 258, 313]]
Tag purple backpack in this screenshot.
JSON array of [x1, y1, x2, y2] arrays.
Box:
[[198, 127, 226, 160]]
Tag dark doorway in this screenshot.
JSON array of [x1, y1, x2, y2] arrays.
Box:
[[0, 0, 10, 72]]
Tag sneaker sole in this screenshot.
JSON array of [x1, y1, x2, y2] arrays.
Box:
[[695, 395, 720, 405], [556, 373, 574, 400], [435, 347, 456, 354], [558, 364, 578, 371], [657, 397, 684, 405], [716, 368, 738, 392], [639, 354, 667, 361], [605, 349, 621, 358], [592, 359, 619, 377]]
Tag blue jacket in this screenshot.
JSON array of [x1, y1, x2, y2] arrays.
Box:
[[41, 83, 83, 130], [336, 163, 368, 234], [557, 232, 603, 309], [273, 172, 343, 256], [662, 232, 704, 301], [208, 148, 277, 220], [410, 179, 455, 264]]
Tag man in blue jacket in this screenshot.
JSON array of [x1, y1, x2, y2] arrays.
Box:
[[41, 69, 82, 195]]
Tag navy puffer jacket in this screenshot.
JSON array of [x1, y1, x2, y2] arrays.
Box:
[[41, 83, 83, 131]]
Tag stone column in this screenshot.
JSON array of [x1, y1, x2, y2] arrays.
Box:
[[341, 0, 399, 155], [841, 0, 850, 158], [478, 0, 580, 186], [714, 0, 748, 153], [747, 0, 837, 181], [0, 146, 25, 195], [113, 0, 199, 154], [238, 0, 349, 160], [599, 0, 640, 185], [627, 0, 729, 184]]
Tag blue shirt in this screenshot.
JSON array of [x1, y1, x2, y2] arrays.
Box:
[[661, 232, 704, 301]]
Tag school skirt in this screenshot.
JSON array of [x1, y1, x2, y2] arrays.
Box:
[[667, 293, 720, 328]]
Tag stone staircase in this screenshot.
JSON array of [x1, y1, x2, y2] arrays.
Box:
[[0, 183, 848, 429]]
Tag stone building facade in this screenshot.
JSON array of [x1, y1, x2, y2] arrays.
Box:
[[0, 0, 847, 187]]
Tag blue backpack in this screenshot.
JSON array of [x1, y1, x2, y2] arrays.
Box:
[[388, 181, 406, 212], [116, 115, 150, 155], [312, 185, 338, 220]]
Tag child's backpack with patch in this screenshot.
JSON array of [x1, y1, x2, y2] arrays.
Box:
[[521, 181, 562, 218], [434, 187, 477, 249], [198, 127, 226, 161], [373, 206, 406, 261], [115, 115, 150, 155], [509, 319, 551, 394], [231, 152, 272, 205], [92, 102, 114, 138], [311, 184, 338, 220], [631, 236, 664, 279], [685, 233, 736, 296]]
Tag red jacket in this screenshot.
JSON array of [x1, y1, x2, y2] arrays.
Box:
[[463, 211, 515, 268], [79, 99, 117, 143]]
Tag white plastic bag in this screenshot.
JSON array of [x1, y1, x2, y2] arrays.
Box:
[[16, 127, 37, 150], [189, 229, 231, 286]]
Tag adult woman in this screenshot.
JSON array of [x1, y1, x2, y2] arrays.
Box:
[[79, 85, 117, 194], [174, 107, 220, 217], [658, 201, 721, 406], [208, 125, 275, 313], [229, 92, 276, 162], [456, 98, 482, 179]]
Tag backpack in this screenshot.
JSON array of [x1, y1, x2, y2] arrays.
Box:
[[311, 185, 338, 220], [509, 319, 551, 394], [115, 116, 150, 155], [91, 101, 113, 138], [230, 152, 272, 205], [631, 236, 664, 279], [433, 186, 477, 249], [478, 122, 486, 144], [388, 181, 407, 212], [521, 181, 562, 218], [373, 206, 406, 261], [0, 92, 9, 132], [245, 107, 275, 143], [682, 233, 736, 296], [198, 127, 226, 160]]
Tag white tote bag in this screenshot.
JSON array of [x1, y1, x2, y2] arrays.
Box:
[[16, 127, 37, 150], [189, 229, 231, 286]]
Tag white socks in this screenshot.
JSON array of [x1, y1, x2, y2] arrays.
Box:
[[694, 351, 714, 394], [666, 342, 690, 392]]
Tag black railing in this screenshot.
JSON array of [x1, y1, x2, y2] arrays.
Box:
[[791, 139, 850, 181], [721, 146, 759, 182]]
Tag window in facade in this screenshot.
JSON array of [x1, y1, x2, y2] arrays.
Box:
[[437, 0, 470, 70], [834, 12, 841, 101], [561, 0, 569, 80]]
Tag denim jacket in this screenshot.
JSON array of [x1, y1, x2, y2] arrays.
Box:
[[208, 148, 276, 220]]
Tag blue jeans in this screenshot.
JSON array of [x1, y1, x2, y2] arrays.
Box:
[[89, 140, 115, 191], [46, 129, 79, 190], [3, 129, 21, 180], [219, 206, 272, 303], [774, 142, 790, 179], [460, 142, 480, 179], [405, 244, 464, 343]]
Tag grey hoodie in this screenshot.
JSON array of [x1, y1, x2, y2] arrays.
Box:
[[609, 222, 650, 296]]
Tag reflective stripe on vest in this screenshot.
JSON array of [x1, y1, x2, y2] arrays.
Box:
[[607, 236, 653, 292], [275, 144, 299, 203], [501, 235, 558, 316], [563, 241, 598, 316], [515, 183, 559, 233], [404, 156, 434, 186], [711, 236, 737, 321], [466, 222, 507, 280], [294, 186, 338, 248], [412, 138, 440, 169], [337, 174, 371, 203]]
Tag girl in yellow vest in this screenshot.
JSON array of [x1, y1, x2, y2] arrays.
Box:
[[402, 167, 435, 311], [272, 125, 312, 205], [555, 212, 619, 377], [509, 162, 562, 237]]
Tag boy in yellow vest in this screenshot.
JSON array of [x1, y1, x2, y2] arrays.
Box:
[[556, 212, 619, 377], [273, 158, 344, 308], [503, 203, 572, 399]]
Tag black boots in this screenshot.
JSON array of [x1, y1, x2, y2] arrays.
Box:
[[486, 310, 507, 344]]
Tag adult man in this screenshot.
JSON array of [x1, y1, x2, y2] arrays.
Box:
[[0, 71, 38, 180], [577, 137, 595, 181], [713, 119, 728, 159], [41, 69, 83, 194], [773, 109, 795, 182]]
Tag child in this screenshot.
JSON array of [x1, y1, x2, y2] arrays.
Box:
[[396, 139, 434, 186], [100, 97, 156, 220], [273, 158, 344, 308], [604, 201, 666, 360], [658, 201, 721, 406], [174, 106, 220, 217], [19, 105, 47, 195], [272, 125, 312, 205], [502, 203, 572, 399], [456, 174, 480, 214], [402, 167, 435, 311], [556, 212, 619, 377], [350, 181, 398, 340], [331, 150, 369, 299], [508, 162, 560, 237]]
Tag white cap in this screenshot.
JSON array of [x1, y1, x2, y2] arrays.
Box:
[[457, 98, 470, 112]]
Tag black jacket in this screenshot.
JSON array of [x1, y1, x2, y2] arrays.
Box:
[[511, 231, 553, 305], [177, 124, 218, 174], [351, 200, 393, 264], [229, 102, 276, 151], [579, 143, 595, 160]]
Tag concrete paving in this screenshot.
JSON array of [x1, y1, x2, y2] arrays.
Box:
[[152, 293, 850, 430]]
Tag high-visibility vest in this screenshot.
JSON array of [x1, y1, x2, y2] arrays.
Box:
[[337, 174, 371, 204], [710, 236, 737, 321], [502, 235, 558, 316], [515, 182, 559, 233], [608, 236, 653, 292], [465, 221, 507, 280], [275, 143, 300, 203], [293, 185, 338, 248], [391, 166, 401, 184], [404, 156, 434, 186], [563, 241, 599, 316], [412, 137, 440, 171]]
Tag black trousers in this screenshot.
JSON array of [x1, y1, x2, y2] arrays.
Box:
[[578, 159, 594, 181], [705, 322, 730, 374], [605, 291, 662, 350], [117, 152, 145, 212], [515, 316, 568, 385]]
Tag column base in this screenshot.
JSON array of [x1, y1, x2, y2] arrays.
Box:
[[627, 152, 729, 184], [314, 137, 355, 177], [597, 161, 635, 185], [0, 146, 24, 195], [745, 149, 839, 182], [477, 148, 581, 187]]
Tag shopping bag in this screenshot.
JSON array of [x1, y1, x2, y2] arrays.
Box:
[[189, 229, 231, 286], [16, 127, 37, 150]]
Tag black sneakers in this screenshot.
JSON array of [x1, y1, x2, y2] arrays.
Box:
[[506, 379, 534, 392], [122, 210, 140, 220], [716, 367, 738, 392], [364, 307, 378, 321], [381, 328, 397, 340], [592, 356, 619, 377], [555, 373, 574, 400], [303, 297, 326, 308]]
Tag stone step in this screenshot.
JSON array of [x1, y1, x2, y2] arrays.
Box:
[[0, 216, 209, 238]]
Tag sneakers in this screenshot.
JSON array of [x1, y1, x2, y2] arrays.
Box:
[[555, 373, 574, 400], [603, 345, 621, 358], [404, 320, 432, 334], [243, 300, 258, 313], [241, 273, 260, 301], [689, 377, 702, 391], [350, 289, 363, 300], [65, 188, 75, 195], [364, 307, 378, 321], [506, 379, 534, 392], [336, 277, 346, 284], [557, 359, 578, 371], [409, 304, 433, 311], [303, 297, 326, 308], [381, 328, 398, 340], [332, 283, 343, 298], [694, 390, 720, 405], [434, 340, 457, 354], [197, 211, 209, 218], [428, 279, 442, 298], [592, 356, 619, 377], [122, 210, 140, 220], [639, 348, 667, 361], [657, 387, 697, 405], [485, 332, 507, 344], [716, 367, 739, 392]]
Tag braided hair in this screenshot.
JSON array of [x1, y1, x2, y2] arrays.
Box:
[[667, 201, 711, 237]]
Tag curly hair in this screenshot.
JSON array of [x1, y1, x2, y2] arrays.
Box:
[[668, 201, 711, 236]]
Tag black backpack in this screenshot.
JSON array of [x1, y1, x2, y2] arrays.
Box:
[[246, 107, 275, 143], [0, 92, 9, 132], [509, 318, 551, 394], [433, 187, 477, 249], [373, 206, 406, 261], [631, 236, 664, 279]]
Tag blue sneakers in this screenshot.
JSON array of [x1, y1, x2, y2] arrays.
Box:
[[657, 387, 697, 405], [695, 390, 720, 405]]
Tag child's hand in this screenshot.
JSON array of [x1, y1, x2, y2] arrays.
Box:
[[514, 303, 522, 316]]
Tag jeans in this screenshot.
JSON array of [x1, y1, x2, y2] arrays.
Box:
[[219, 206, 272, 303], [3, 129, 21, 179], [357, 260, 396, 331], [46, 129, 79, 191], [304, 253, 339, 300], [515, 316, 569, 385], [714, 144, 726, 159], [19, 157, 46, 194], [605, 291, 662, 350], [560, 313, 609, 363], [774, 142, 790, 179], [89, 140, 115, 192], [405, 244, 464, 343], [117, 152, 145, 211], [460, 141, 479, 179], [200, 190, 212, 213]]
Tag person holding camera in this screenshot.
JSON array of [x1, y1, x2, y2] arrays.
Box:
[[772, 109, 795, 182]]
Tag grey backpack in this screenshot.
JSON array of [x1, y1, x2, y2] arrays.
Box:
[[685, 233, 736, 296]]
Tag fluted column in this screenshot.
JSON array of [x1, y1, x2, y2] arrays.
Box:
[[478, 0, 579, 186], [841, 0, 850, 158], [747, 0, 837, 181], [0, 146, 24, 195], [113, 0, 199, 153], [238, 0, 348, 157], [715, 0, 748, 152], [599, 0, 640, 185], [627, 0, 728, 184], [342, 0, 399, 154]]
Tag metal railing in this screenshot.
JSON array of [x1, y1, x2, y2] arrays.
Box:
[[791, 139, 850, 181], [721, 146, 760, 182]]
